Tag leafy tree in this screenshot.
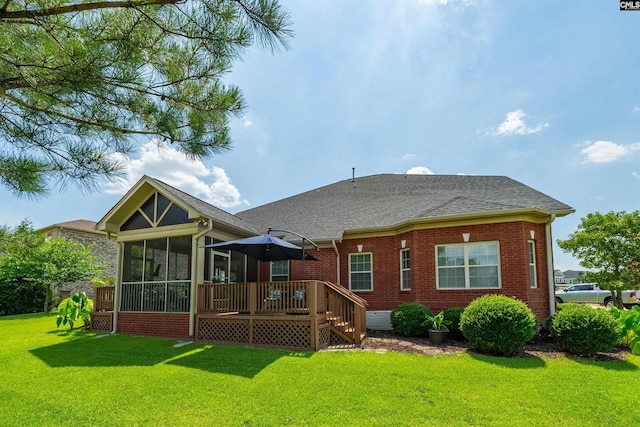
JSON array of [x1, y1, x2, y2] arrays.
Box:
[[0, 220, 104, 314], [557, 211, 640, 309], [0, 220, 47, 314], [0, 0, 292, 196]]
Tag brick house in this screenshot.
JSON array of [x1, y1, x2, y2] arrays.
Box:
[[236, 174, 573, 328], [94, 174, 572, 343], [39, 220, 118, 299]]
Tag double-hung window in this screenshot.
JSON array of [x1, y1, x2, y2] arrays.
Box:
[[528, 240, 537, 288], [400, 249, 411, 290], [349, 253, 373, 291], [270, 260, 289, 282], [436, 242, 501, 289]]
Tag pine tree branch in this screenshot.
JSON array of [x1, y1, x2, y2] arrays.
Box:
[[1, 91, 160, 138], [0, 0, 178, 20], [0, 77, 29, 90]]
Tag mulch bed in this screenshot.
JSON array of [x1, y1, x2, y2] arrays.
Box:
[[360, 329, 631, 362]]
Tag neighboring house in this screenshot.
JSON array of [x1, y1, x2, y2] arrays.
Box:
[[554, 269, 586, 287], [94, 173, 573, 343], [39, 220, 118, 298]]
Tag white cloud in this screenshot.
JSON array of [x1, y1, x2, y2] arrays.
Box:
[[243, 119, 253, 127], [403, 154, 416, 161], [104, 140, 247, 209], [406, 166, 434, 175], [580, 140, 640, 164], [633, 106, 640, 112], [492, 109, 549, 136], [419, 0, 451, 4], [632, 172, 640, 180], [418, 0, 470, 8]]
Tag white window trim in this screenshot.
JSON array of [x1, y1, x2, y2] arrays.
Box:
[[400, 248, 410, 291], [528, 240, 537, 289], [270, 259, 289, 281], [348, 252, 373, 292], [435, 241, 502, 290]]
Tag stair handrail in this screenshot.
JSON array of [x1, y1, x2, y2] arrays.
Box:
[[322, 281, 367, 308]]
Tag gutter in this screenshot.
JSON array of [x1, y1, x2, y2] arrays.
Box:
[[546, 214, 557, 316], [190, 219, 213, 337], [341, 207, 575, 238]]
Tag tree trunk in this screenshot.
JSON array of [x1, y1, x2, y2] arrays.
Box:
[[43, 285, 51, 313], [614, 289, 624, 309]]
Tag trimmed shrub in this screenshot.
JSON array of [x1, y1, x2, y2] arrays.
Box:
[[460, 295, 536, 356], [442, 307, 465, 341], [390, 303, 432, 337], [551, 304, 620, 356]]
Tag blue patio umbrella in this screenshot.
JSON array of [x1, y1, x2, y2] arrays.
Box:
[[203, 234, 318, 262]]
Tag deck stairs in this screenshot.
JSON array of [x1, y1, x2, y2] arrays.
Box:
[[322, 281, 368, 346]]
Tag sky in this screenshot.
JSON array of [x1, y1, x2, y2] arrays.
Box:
[[1, 0, 639, 271]]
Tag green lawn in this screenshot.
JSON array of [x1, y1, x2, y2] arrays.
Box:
[[1, 314, 639, 426]]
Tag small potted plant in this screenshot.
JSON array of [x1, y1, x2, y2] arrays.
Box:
[[423, 311, 452, 345]]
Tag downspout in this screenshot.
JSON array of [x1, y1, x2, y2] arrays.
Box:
[[332, 239, 340, 284], [546, 214, 557, 316], [190, 220, 213, 337], [112, 240, 123, 334]]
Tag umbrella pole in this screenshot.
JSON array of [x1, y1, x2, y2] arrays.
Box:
[[267, 228, 319, 281]]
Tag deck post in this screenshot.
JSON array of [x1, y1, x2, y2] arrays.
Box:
[[249, 282, 257, 315], [353, 305, 363, 345], [249, 282, 256, 344], [312, 317, 319, 350], [309, 281, 318, 315]]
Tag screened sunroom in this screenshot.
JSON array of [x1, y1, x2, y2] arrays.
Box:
[[94, 176, 259, 335]]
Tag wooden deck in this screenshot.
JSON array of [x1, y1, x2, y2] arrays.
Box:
[[91, 281, 367, 351], [196, 281, 367, 351]]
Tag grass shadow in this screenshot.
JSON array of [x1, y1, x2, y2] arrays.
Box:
[[468, 351, 547, 369], [29, 333, 308, 378], [165, 345, 312, 378], [30, 334, 187, 368], [567, 354, 639, 371]]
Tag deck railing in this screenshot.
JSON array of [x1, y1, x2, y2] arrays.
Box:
[[197, 281, 317, 315], [94, 286, 115, 311]]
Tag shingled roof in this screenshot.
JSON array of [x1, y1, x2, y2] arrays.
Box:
[[236, 174, 573, 242], [39, 219, 105, 235]]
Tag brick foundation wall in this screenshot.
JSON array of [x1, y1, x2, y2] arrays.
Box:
[[117, 312, 191, 339]]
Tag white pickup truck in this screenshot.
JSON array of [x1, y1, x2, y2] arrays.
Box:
[[555, 283, 640, 308]]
